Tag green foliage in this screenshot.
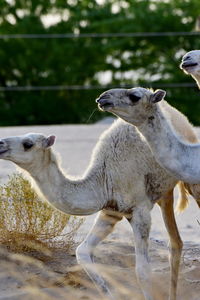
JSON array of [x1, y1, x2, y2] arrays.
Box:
[[0, 173, 82, 251], [0, 0, 200, 124]]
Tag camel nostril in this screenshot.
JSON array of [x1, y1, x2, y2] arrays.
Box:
[[98, 99, 108, 105], [0, 140, 5, 145]]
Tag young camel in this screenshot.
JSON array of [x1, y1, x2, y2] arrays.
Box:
[[180, 49, 200, 89], [0, 113, 197, 300], [178, 49, 200, 198], [96, 87, 200, 199]]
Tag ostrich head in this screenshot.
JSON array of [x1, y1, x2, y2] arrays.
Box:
[[180, 50, 200, 79], [96, 87, 166, 126], [0, 133, 55, 168]]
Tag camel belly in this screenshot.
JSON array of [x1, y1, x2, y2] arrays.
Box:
[[106, 163, 177, 211]]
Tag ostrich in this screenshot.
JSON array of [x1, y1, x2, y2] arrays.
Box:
[[0, 111, 197, 300], [180, 49, 200, 89], [96, 86, 200, 197]]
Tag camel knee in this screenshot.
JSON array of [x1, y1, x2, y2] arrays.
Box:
[[176, 239, 183, 253], [76, 242, 93, 265], [170, 238, 183, 256]]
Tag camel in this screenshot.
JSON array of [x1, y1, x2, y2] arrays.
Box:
[[180, 49, 200, 89], [0, 110, 198, 300], [96, 86, 200, 200]]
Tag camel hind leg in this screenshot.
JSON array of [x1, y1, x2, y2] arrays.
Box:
[[76, 210, 122, 299], [158, 189, 183, 300]]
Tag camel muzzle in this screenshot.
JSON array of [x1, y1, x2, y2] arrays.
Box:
[[0, 140, 8, 155], [96, 96, 114, 110], [181, 62, 198, 69]]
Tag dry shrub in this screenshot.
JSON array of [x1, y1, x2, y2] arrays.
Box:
[[0, 173, 83, 252]]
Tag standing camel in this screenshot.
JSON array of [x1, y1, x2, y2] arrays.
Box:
[[0, 109, 198, 300], [96, 86, 200, 194]]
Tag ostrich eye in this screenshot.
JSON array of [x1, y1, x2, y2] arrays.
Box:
[[129, 93, 141, 103], [23, 140, 34, 150]]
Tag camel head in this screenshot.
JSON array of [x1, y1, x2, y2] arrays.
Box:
[[180, 50, 200, 80], [96, 87, 166, 126], [0, 133, 55, 167]]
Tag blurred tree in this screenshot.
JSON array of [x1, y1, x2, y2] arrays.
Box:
[[0, 0, 200, 125]]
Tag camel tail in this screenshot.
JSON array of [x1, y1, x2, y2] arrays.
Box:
[[176, 181, 189, 213]]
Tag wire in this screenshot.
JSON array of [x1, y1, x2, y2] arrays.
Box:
[[0, 31, 198, 91], [0, 82, 196, 92], [0, 31, 200, 39]]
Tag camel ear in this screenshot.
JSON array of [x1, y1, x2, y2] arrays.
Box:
[[43, 135, 56, 148], [151, 89, 166, 103]]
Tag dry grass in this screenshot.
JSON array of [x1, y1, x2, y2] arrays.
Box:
[[0, 173, 83, 252]]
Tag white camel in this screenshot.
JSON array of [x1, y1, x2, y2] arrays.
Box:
[[96, 86, 200, 197], [0, 108, 198, 300], [180, 49, 200, 89]]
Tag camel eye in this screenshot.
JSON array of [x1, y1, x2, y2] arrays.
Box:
[[129, 93, 141, 103], [23, 140, 34, 150]]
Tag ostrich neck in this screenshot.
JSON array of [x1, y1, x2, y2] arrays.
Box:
[[23, 150, 104, 216], [138, 105, 200, 184]]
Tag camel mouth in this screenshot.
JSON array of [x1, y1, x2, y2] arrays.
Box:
[[98, 101, 114, 111], [181, 62, 198, 70]]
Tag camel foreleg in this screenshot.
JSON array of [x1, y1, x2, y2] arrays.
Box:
[[129, 205, 154, 300], [76, 210, 122, 299]]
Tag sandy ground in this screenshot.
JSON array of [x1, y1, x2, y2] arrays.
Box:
[[0, 120, 199, 299]]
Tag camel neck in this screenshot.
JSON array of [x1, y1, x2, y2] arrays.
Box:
[[192, 74, 200, 89], [25, 150, 104, 216], [138, 105, 200, 184]]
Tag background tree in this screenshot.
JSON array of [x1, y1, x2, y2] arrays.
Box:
[[0, 0, 200, 125]]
